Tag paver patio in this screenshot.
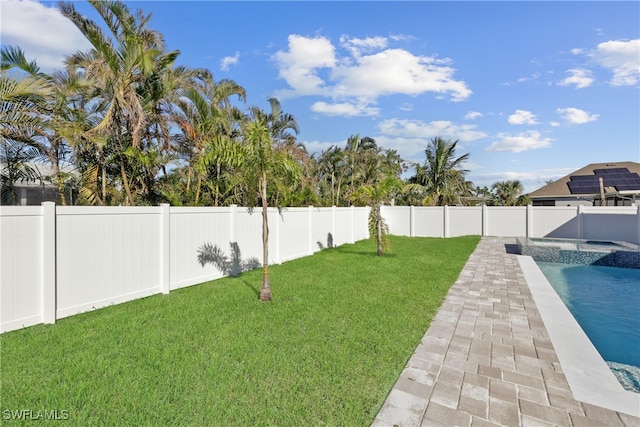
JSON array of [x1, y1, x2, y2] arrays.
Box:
[[372, 236, 640, 427]]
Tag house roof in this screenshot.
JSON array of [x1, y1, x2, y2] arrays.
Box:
[[529, 161, 640, 199]]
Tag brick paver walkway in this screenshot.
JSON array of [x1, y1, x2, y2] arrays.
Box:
[[372, 237, 640, 427]]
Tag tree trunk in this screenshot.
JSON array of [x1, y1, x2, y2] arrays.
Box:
[[194, 176, 202, 205], [259, 172, 272, 301], [376, 205, 383, 256], [119, 155, 133, 206]]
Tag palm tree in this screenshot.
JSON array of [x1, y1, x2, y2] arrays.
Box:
[[492, 180, 528, 206], [170, 73, 246, 205], [408, 137, 470, 206], [0, 47, 52, 204], [351, 176, 401, 256], [241, 98, 301, 300], [60, 0, 181, 205], [241, 113, 301, 301], [317, 145, 347, 206]]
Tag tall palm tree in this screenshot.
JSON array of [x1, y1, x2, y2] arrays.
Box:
[[317, 145, 347, 206], [408, 137, 470, 206], [170, 73, 246, 205], [0, 47, 51, 204], [60, 0, 181, 205], [242, 101, 301, 301]]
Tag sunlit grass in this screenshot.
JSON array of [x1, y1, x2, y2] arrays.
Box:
[[1, 235, 479, 426]]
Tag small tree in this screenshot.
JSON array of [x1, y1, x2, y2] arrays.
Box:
[[352, 176, 400, 256], [242, 115, 301, 301]]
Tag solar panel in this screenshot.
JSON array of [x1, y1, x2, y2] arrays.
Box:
[[594, 168, 629, 175], [616, 184, 640, 191], [570, 175, 596, 182], [567, 181, 601, 194], [568, 168, 640, 193]]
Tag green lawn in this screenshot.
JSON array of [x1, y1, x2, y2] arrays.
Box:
[[1, 235, 480, 426]]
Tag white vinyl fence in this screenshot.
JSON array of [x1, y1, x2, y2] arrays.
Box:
[[2, 204, 639, 333], [0, 204, 369, 333], [382, 205, 640, 244]]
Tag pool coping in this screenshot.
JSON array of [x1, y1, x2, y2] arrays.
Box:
[[518, 255, 640, 417]]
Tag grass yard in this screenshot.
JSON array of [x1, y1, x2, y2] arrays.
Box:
[[0, 235, 480, 426]]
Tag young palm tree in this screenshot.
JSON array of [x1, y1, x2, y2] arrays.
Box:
[[241, 99, 301, 301], [351, 176, 401, 256]]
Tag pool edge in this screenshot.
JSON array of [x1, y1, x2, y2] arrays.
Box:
[[517, 255, 640, 418]]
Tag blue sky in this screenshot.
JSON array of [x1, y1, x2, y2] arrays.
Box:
[[2, 0, 639, 193]]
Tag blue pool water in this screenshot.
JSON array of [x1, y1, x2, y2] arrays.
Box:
[[537, 262, 640, 393]]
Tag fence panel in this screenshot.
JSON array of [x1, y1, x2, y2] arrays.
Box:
[[170, 207, 232, 289], [55, 207, 162, 319], [382, 206, 411, 236], [486, 207, 527, 237], [0, 207, 43, 332], [413, 207, 445, 237], [581, 207, 639, 244], [311, 208, 335, 249], [333, 208, 354, 246], [531, 207, 579, 239], [278, 208, 313, 262], [352, 207, 370, 241], [448, 207, 483, 237]]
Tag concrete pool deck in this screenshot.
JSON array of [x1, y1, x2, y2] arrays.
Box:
[[372, 236, 640, 426]]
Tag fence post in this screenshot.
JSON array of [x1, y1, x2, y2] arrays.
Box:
[[351, 206, 356, 243], [577, 205, 584, 239], [637, 206, 640, 245], [526, 204, 533, 238], [308, 206, 314, 255], [274, 208, 281, 264], [160, 204, 170, 294], [42, 202, 56, 324], [229, 204, 236, 243], [410, 205, 415, 237], [481, 205, 488, 236], [332, 206, 336, 247], [443, 205, 449, 238]]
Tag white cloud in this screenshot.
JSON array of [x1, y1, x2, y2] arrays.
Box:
[[377, 118, 486, 143], [508, 110, 538, 125], [465, 111, 483, 120], [0, 0, 92, 71], [273, 34, 471, 116], [273, 35, 337, 96], [310, 101, 379, 117], [516, 72, 542, 83], [331, 48, 472, 101], [339, 35, 387, 57], [589, 39, 640, 86], [558, 68, 594, 89], [556, 107, 598, 124], [220, 52, 240, 71], [486, 131, 552, 153]]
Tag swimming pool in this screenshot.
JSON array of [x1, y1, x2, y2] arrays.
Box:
[[517, 237, 640, 268], [537, 262, 640, 393]]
